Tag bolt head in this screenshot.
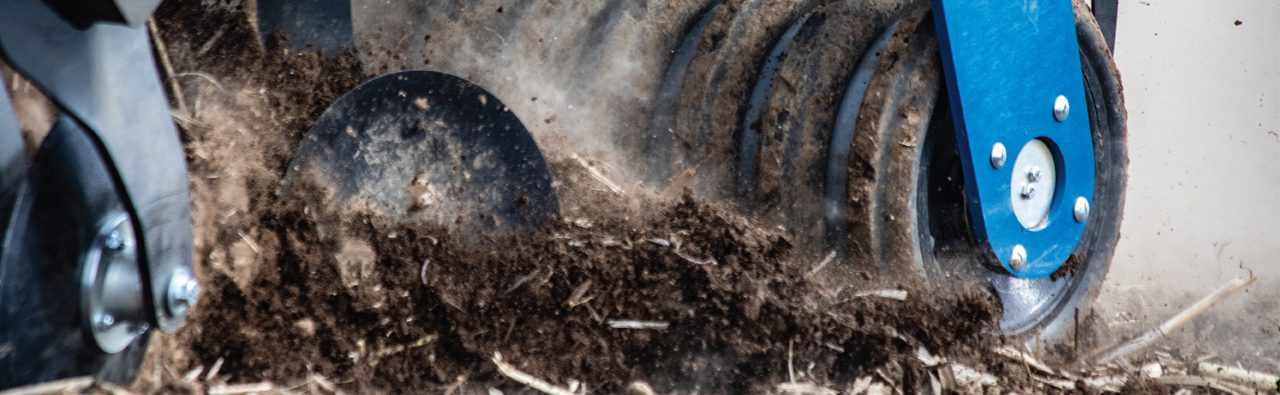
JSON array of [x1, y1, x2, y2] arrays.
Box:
[[1020, 184, 1037, 199], [1026, 166, 1042, 182], [1074, 197, 1090, 223], [166, 272, 200, 318], [96, 313, 115, 330], [1053, 95, 1070, 122], [990, 143, 1007, 169], [104, 229, 125, 250], [1010, 245, 1028, 272]]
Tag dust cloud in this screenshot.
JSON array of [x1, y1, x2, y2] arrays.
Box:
[[1096, 0, 1279, 370], [350, 0, 704, 196]]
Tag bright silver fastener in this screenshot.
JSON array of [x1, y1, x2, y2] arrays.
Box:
[[990, 142, 1007, 169], [104, 229, 125, 250], [1020, 184, 1037, 199], [1074, 197, 1090, 223], [96, 313, 115, 330], [166, 271, 200, 318], [1053, 95, 1070, 122], [1010, 245, 1027, 272]]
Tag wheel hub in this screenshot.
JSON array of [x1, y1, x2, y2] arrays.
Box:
[[81, 213, 149, 354], [1009, 139, 1058, 231]]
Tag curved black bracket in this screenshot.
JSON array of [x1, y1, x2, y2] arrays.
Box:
[[1093, 0, 1118, 50], [0, 0, 192, 332], [0, 88, 25, 229], [257, 0, 355, 56]]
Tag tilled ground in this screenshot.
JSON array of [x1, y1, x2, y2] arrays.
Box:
[[114, 1, 1278, 394]]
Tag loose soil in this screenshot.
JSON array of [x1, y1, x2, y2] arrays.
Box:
[[114, 1, 1273, 394]]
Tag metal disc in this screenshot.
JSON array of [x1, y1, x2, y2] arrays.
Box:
[[0, 119, 152, 389], [1008, 139, 1057, 230], [284, 70, 559, 235]]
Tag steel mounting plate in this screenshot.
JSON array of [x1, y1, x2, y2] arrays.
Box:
[[931, 0, 1095, 278]]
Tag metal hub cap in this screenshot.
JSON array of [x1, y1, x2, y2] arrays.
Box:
[[81, 213, 150, 354], [1009, 139, 1057, 230]]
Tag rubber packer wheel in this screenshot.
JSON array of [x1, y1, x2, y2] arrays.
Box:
[[843, 0, 1126, 347]]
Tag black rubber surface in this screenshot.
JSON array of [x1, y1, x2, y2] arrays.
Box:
[[653, 0, 823, 201], [743, 0, 910, 245]]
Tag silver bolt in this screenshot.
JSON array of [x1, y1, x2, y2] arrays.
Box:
[[96, 313, 115, 330], [1026, 166, 1042, 182], [104, 229, 125, 250], [166, 271, 201, 318], [1020, 184, 1037, 199], [990, 142, 1007, 169], [1053, 95, 1070, 122], [1010, 245, 1027, 272], [1074, 197, 1090, 223]]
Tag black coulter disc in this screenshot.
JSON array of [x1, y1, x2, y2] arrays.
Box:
[[285, 70, 559, 236]]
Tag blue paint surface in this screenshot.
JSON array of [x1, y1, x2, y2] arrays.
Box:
[[931, 0, 1094, 278]]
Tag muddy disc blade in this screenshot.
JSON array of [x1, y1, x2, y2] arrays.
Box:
[[285, 70, 558, 234]]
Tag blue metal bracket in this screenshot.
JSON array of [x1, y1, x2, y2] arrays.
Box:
[[930, 0, 1095, 279]]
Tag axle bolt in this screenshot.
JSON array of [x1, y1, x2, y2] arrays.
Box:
[[166, 271, 200, 319], [990, 142, 1007, 169], [1074, 197, 1090, 223], [104, 229, 125, 250], [1020, 184, 1037, 199], [1053, 95, 1070, 121], [1026, 166, 1042, 182], [95, 313, 115, 330], [1010, 245, 1027, 272]]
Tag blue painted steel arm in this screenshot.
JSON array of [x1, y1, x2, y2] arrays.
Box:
[[930, 0, 1095, 278]]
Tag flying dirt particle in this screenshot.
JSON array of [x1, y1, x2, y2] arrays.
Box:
[[345, 125, 356, 137], [478, 94, 488, 106], [1234, 20, 1243, 26], [496, 6, 504, 13], [414, 97, 429, 110], [544, 115, 558, 124], [413, 191, 435, 210], [294, 319, 316, 337], [334, 239, 376, 288], [625, 381, 656, 395]]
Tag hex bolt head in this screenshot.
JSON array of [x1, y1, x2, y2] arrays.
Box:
[[166, 271, 201, 319], [1074, 197, 1090, 223], [990, 142, 1007, 169], [104, 229, 125, 251], [1054, 95, 1070, 122], [96, 313, 115, 330], [1020, 184, 1037, 199], [1010, 245, 1028, 272], [1026, 166, 1042, 182]]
